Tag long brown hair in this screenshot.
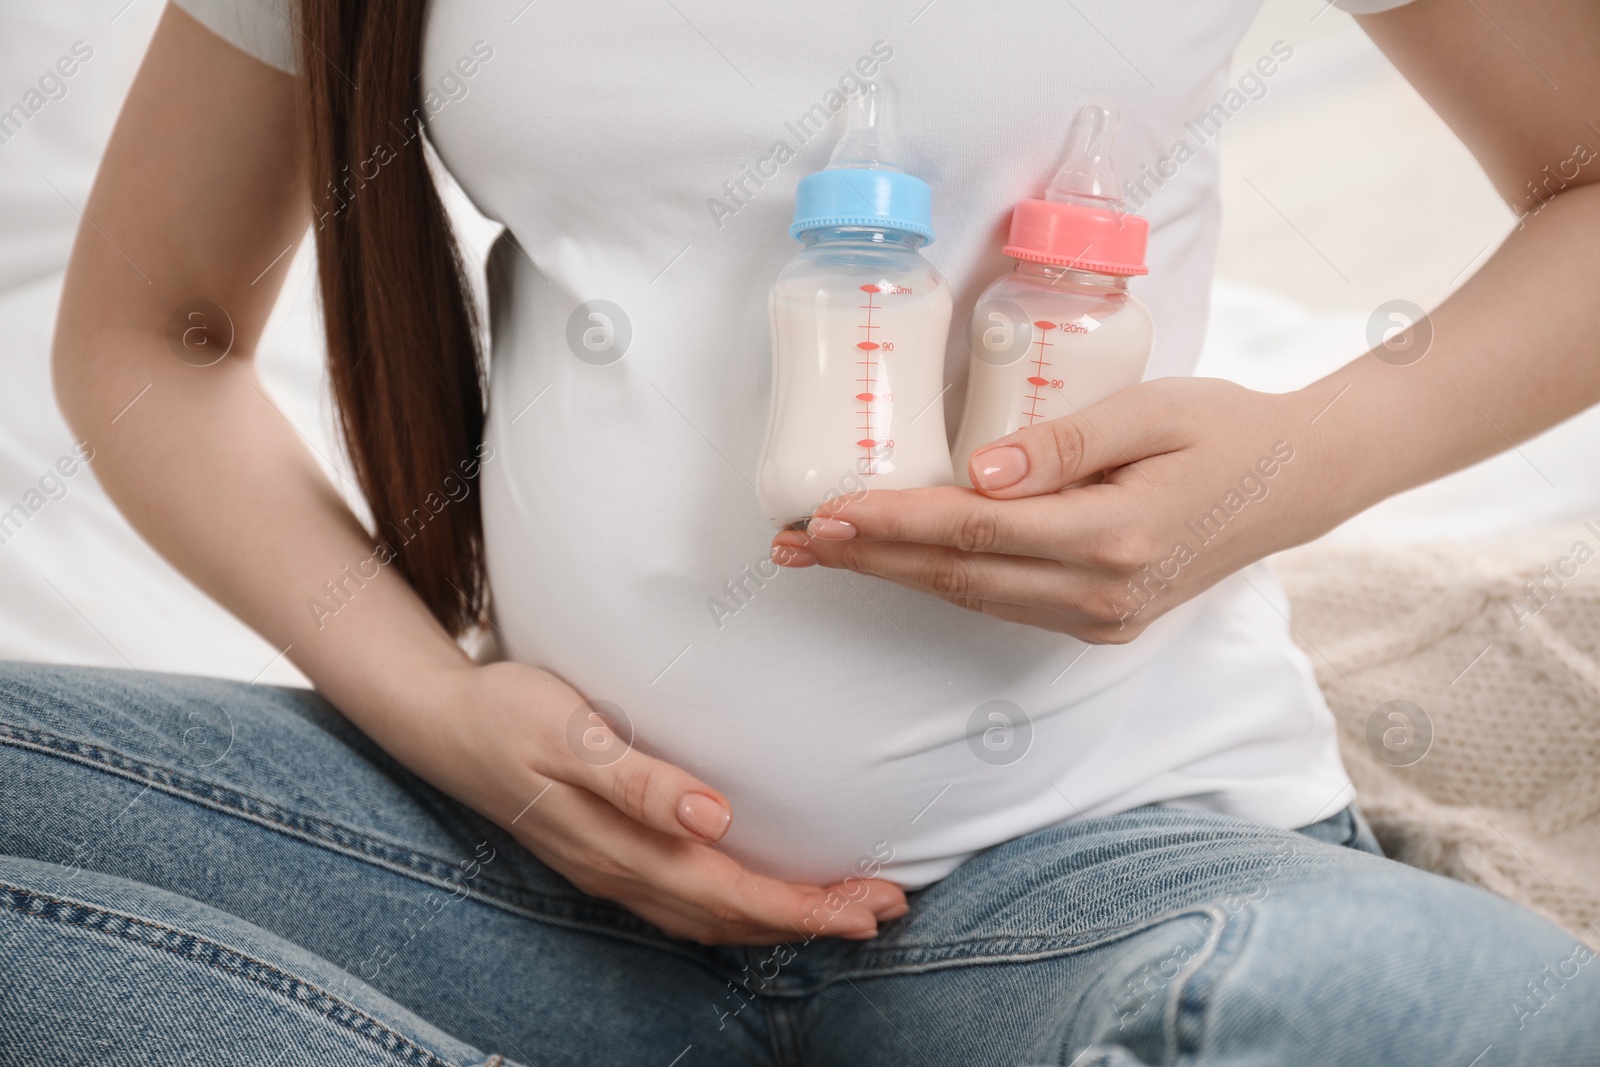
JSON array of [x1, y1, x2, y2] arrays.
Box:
[[297, 0, 487, 636]]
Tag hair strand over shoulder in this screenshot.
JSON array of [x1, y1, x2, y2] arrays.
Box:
[[297, 0, 489, 636]]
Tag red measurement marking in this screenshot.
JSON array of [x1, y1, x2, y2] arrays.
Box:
[[857, 286, 883, 474], [1022, 320, 1056, 425]]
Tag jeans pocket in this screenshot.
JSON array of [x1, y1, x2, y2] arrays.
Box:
[[1342, 805, 1385, 857], [1293, 805, 1385, 857]]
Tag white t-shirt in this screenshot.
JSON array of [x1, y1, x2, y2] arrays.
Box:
[[174, 0, 1412, 887]]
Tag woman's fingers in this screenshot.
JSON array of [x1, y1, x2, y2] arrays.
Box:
[[836, 876, 909, 921], [773, 535, 1133, 638], [653, 839, 888, 942], [543, 707, 733, 844], [527, 782, 903, 945], [965, 381, 1183, 497], [805, 483, 1115, 560], [780, 534, 1065, 607]]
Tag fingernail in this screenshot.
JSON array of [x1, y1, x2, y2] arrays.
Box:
[[878, 902, 909, 921], [805, 517, 856, 541], [842, 927, 880, 940], [771, 543, 818, 567], [972, 446, 1028, 491], [677, 793, 731, 841]]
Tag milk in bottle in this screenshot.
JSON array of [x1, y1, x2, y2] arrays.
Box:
[[951, 105, 1155, 486], [757, 84, 954, 528]]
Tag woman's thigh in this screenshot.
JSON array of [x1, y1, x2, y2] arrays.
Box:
[[0, 662, 766, 1065], [0, 853, 501, 1067], [795, 808, 1600, 1066]]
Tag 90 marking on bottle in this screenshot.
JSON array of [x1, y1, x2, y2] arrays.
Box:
[[1022, 320, 1067, 424]]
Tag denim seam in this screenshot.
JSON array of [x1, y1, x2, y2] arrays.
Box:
[[765, 997, 804, 1067], [1169, 900, 1255, 1058], [0, 723, 705, 967], [829, 913, 1224, 975], [0, 879, 460, 1067], [786, 908, 1231, 995]]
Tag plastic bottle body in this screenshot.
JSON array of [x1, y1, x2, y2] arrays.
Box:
[[758, 228, 955, 528], [951, 262, 1153, 486]]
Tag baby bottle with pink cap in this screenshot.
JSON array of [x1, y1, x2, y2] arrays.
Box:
[[951, 105, 1153, 486]]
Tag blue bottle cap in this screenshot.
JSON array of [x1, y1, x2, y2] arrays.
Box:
[[789, 168, 935, 243]]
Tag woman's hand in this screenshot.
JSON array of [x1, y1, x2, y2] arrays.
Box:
[[771, 377, 1348, 643], [409, 661, 907, 946], [769, 0, 1600, 646]]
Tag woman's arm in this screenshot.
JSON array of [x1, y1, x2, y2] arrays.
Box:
[[774, 0, 1600, 641], [1309, 0, 1600, 510], [51, 4, 466, 779], [55, 3, 904, 943]]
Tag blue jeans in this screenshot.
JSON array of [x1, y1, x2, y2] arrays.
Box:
[[1, 663, 1595, 1065]]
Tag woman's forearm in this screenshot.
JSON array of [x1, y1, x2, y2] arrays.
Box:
[[1303, 0, 1600, 528], [1300, 181, 1600, 524], [54, 327, 472, 761]]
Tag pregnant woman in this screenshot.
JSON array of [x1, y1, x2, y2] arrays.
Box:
[[7, 0, 1600, 1062]]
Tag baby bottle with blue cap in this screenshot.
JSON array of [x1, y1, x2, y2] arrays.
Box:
[[757, 83, 955, 529]]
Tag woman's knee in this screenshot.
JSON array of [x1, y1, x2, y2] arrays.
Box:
[[1202, 863, 1600, 1063]]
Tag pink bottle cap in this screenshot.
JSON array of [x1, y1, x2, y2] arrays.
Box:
[[1002, 201, 1148, 276], [1000, 104, 1149, 277]]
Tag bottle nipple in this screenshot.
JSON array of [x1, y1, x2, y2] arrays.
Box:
[[1044, 104, 1122, 210], [788, 79, 933, 243], [825, 81, 902, 173]]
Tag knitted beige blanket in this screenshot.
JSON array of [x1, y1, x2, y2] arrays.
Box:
[[1274, 522, 1600, 947]]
